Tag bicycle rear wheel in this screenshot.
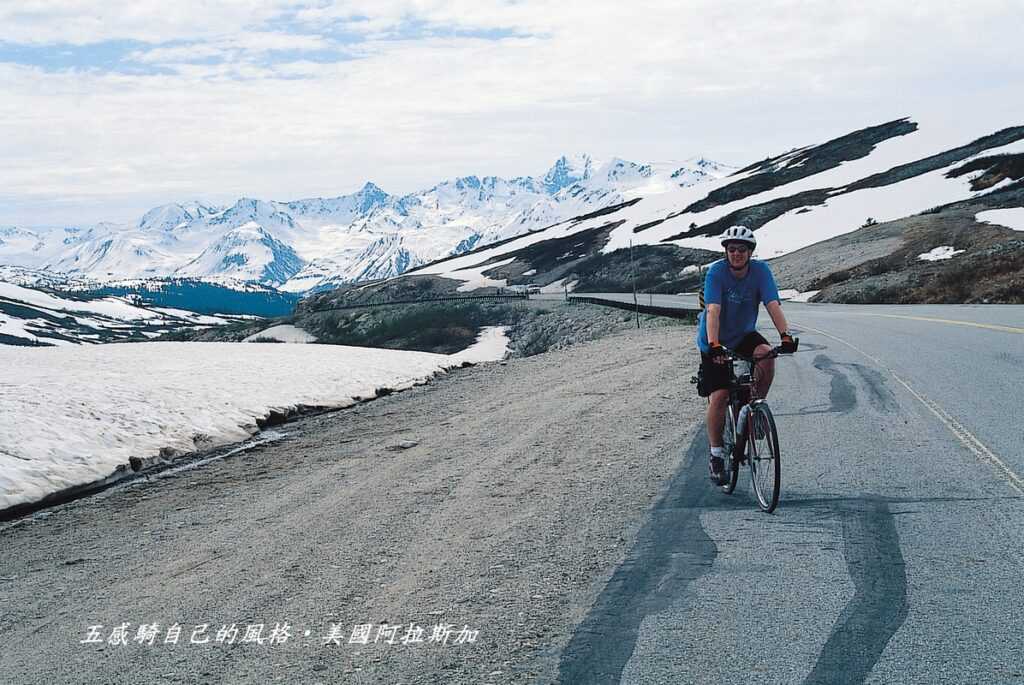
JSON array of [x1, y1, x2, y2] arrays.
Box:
[[747, 402, 780, 512], [720, 405, 740, 494]]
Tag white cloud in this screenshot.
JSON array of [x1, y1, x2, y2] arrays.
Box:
[[126, 32, 334, 67], [1, 1, 1022, 225]]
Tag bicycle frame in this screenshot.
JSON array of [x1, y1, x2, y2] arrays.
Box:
[[724, 348, 778, 460], [726, 359, 754, 463], [703, 341, 796, 512], [694, 342, 794, 465]]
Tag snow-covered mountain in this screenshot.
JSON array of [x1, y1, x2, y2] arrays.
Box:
[[175, 222, 304, 283], [409, 117, 1024, 293], [0, 225, 85, 265], [1, 155, 734, 291], [669, 157, 736, 186], [541, 153, 594, 194], [0, 226, 46, 256], [45, 229, 180, 279], [6, 116, 1023, 314], [138, 203, 196, 233]]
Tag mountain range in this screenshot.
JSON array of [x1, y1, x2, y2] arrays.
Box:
[[4, 114, 1023, 349], [0, 155, 734, 292], [391, 117, 1023, 304]]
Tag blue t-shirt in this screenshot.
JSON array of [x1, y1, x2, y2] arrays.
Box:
[[696, 259, 780, 353]]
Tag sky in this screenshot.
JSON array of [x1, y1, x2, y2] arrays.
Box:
[[1, 0, 1022, 226]]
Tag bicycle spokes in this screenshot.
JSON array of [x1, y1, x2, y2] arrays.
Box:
[[748, 404, 780, 513]]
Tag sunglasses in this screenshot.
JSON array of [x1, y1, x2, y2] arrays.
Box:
[[725, 245, 750, 254]]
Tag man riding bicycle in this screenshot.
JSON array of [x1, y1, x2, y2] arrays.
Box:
[[697, 225, 796, 485]]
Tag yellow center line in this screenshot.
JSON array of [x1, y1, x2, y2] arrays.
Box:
[[850, 313, 1024, 334]]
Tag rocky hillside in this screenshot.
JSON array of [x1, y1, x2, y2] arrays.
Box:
[[407, 118, 1023, 304], [770, 177, 1024, 303], [167, 296, 685, 358], [9, 115, 1021, 329]]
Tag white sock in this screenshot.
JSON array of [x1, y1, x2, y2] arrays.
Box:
[[710, 446, 725, 458]]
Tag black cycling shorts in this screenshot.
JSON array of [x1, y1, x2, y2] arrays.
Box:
[[698, 331, 770, 396]]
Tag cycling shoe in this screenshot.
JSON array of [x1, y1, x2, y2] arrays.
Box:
[[709, 456, 727, 485]]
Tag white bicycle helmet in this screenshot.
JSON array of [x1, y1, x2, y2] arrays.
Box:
[[719, 225, 756, 247]]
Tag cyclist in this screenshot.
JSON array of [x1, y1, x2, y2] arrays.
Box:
[[696, 225, 797, 484]]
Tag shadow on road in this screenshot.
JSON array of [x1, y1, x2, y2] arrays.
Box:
[[557, 430, 734, 684], [557, 421, 1002, 684]]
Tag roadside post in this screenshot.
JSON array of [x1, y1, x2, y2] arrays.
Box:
[[630, 240, 640, 329]]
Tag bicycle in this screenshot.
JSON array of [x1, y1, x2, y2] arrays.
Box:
[[696, 342, 797, 513]]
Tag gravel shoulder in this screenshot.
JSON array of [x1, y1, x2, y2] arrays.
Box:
[[0, 322, 703, 684]]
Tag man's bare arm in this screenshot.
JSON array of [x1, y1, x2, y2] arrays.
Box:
[[706, 303, 722, 344], [764, 300, 789, 336]]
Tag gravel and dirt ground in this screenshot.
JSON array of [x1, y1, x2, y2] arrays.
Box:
[[0, 321, 703, 684]]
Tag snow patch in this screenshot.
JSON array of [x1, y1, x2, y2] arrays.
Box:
[[540, 279, 576, 294], [243, 325, 317, 343], [917, 246, 965, 261], [0, 342, 473, 510], [976, 208, 1024, 232], [449, 326, 509, 364], [778, 289, 820, 302], [453, 257, 515, 292]]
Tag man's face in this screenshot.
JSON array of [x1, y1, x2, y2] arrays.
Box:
[[725, 242, 751, 270]]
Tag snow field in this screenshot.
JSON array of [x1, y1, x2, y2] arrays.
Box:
[[976, 208, 1024, 232], [0, 329, 508, 511]]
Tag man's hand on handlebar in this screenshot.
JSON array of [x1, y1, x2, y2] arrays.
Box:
[[709, 342, 729, 364], [779, 332, 799, 354]]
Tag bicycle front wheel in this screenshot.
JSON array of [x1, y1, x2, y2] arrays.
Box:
[[747, 402, 780, 512], [721, 405, 739, 494]]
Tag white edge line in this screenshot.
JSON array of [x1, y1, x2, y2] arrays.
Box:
[[794, 320, 1024, 496]]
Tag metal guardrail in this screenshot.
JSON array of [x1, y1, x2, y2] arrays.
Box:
[[568, 294, 701, 321], [306, 292, 528, 313]]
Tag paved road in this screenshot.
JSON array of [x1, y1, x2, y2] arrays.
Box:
[[557, 292, 702, 310], [2, 298, 1021, 683], [570, 293, 1024, 482], [559, 296, 1024, 683], [0, 326, 708, 684]]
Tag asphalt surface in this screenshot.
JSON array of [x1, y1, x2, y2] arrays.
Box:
[[558, 292, 702, 310], [0, 325, 706, 684], [558, 295, 1024, 684], [1, 299, 1022, 683]]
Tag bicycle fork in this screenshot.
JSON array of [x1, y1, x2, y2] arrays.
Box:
[[731, 403, 749, 465]]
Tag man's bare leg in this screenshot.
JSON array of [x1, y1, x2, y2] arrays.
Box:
[[706, 388, 729, 447], [752, 343, 775, 399]]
